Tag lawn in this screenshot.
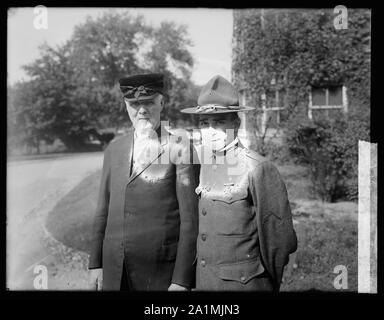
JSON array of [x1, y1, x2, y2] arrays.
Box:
[[46, 164, 358, 292], [46, 170, 101, 254]]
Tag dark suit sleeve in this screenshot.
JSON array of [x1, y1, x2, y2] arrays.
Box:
[[88, 145, 112, 269], [248, 161, 297, 290], [171, 143, 199, 288]]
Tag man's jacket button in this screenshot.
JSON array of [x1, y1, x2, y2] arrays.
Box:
[[201, 234, 207, 241], [200, 259, 206, 267], [240, 276, 246, 282], [201, 209, 207, 216]]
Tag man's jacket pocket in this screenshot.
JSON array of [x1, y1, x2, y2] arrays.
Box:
[[218, 258, 265, 284]]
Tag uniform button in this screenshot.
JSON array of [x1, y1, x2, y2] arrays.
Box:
[[200, 259, 206, 267], [201, 234, 207, 241], [201, 209, 207, 216], [240, 276, 246, 282], [246, 254, 251, 258]]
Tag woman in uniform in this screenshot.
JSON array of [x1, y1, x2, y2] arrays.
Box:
[[181, 75, 297, 291]]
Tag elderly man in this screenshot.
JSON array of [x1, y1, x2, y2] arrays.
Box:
[[181, 75, 297, 291], [89, 73, 199, 291]]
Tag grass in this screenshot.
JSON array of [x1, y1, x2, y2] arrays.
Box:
[[46, 164, 358, 292], [277, 164, 357, 291], [46, 171, 101, 254], [281, 216, 357, 291]]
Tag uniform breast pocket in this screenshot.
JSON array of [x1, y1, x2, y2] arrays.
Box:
[[210, 188, 249, 205], [209, 189, 253, 236]]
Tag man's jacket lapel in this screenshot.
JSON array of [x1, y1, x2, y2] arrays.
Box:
[[126, 135, 168, 186], [115, 129, 134, 183]]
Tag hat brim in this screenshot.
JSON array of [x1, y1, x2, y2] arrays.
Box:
[[124, 93, 159, 102], [180, 106, 256, 114]]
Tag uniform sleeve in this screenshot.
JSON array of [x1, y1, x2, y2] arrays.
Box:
[[248, 161, 297, 290], [88, 145, 112, 269], [171, 140, 199, 288]]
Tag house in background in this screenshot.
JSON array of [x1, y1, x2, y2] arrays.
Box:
[[231, 8, 371, 148]]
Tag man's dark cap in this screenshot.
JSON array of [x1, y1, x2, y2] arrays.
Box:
[[119, 73, 165, 101]]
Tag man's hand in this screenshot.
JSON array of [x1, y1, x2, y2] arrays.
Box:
[[168, 283, 189, 291], [90, 268, 103, 291]]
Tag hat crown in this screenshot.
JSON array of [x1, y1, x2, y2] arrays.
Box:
[[119, 73, 164, 100], [197, 75, 239, 107], [119, 73, 164, 87]]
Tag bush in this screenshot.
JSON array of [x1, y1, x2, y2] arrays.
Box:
[[285, 113, 369, 202], [257, 141, 291, 165]]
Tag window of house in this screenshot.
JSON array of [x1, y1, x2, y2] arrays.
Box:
[[264, 87, 287, 127], [266, 88, 286, 109], [311, 86, 343, 107], [312, 87, 327, 106], [309, 85, 347, 120]]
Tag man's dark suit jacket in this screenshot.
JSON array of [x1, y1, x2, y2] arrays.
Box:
[[88, 127, 199, 290]]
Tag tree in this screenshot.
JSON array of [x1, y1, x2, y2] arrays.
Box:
[[68, 13, 197, 128], [21, 43, 90, 150], [131, 20, 197, 126], [11, 10, 198, 151]]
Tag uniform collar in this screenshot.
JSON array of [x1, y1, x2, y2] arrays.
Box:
[[214, 137, 239, 157]]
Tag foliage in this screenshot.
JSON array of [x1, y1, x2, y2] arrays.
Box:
[[260, 142, 291, 164], [8, 79, 58, 153], [232, 8, 371, 148], [232, 9, 371, 201], [137, 21, 200, 126], [9, 11, 198, 152], [285, 113, 369, 202]]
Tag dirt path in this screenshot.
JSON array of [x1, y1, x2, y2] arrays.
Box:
[[7, 152, 103, 290]]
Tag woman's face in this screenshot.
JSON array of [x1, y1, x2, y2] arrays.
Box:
[[198, 113, 238, 151]]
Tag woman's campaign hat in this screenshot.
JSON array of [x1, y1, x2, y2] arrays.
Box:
[[181, 75, 255, 114], [119, 73, 165, 101]]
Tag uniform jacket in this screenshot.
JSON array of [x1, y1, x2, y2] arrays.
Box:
[[88, 127, 199, 290], [195, 140, 297, 291]]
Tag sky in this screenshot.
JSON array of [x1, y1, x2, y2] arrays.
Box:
[[7, 7, 233, 86]]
